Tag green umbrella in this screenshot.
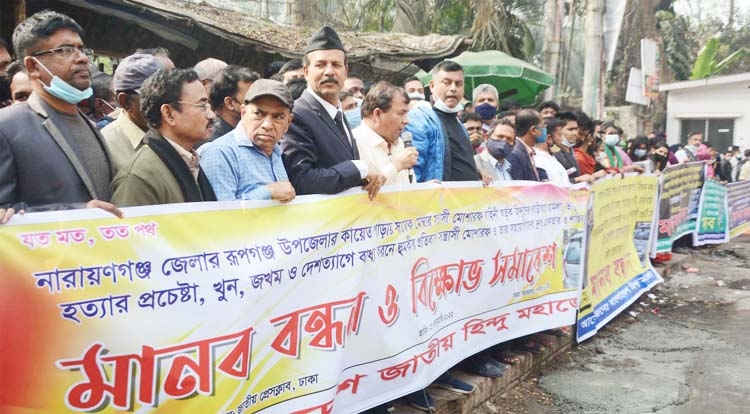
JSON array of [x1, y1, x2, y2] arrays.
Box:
[[417, 50, 555, 106]]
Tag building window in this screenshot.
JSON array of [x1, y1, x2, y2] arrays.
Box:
[[680, 118, 735, 151]]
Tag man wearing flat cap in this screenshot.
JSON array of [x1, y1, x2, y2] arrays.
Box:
[[201, 79, 296, 203], [102, 53, 164, 173], [282, 26, 385, 199]]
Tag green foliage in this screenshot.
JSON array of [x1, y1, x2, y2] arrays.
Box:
[[656, 10, 697, 80], [690, 37, 747, 79]]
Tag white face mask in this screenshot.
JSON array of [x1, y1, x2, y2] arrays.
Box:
[[604, 134, 620, 147], [408, 92, 425, 101], [433, 95, 463, 114]]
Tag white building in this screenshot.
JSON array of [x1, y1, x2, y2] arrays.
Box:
[[660, 72, 750, 151]]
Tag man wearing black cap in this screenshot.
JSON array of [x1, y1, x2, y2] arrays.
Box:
[[102, 53, 163, 173], [282, 26, 384, 199], [201, 79, 296, 202]]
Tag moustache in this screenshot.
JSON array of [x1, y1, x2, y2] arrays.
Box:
[[321, 78, 339, 86]]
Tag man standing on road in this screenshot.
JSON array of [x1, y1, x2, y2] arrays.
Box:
[[0, 10, 121, 223], [282, 26, 384, 198]]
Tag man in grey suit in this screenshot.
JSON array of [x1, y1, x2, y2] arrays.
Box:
[[282, 26, 384, 199], [0, 10, 121, 223]]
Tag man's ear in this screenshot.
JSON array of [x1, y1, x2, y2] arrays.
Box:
[[23, 56, 41, 80]]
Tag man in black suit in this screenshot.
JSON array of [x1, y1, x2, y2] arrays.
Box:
[[282, 26, 384, 198], [0, 10, 121, 223]]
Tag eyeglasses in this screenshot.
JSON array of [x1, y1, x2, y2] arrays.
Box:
[[31, 46, 94, 59], [174, 101, 211, 112]]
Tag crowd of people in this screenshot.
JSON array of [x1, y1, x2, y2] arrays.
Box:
[[1, 10, 749, 413]]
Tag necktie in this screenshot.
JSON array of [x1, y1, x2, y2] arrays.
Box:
[[334, 111, 349, 141]]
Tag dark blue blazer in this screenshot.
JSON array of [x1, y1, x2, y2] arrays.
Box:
[[282, 90, 362, 195]]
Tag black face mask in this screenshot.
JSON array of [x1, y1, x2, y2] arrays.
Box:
[[486, 139, 510, 161]]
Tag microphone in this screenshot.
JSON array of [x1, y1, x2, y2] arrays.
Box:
[[401, 131, 414, 183]]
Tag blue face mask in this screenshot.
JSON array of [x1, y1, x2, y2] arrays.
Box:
[[33, 57, 93, 104], [344, 108, 362, 129], [536, 126, 548, 144], [634, 148, 648, 158], [486, 138, 509, 161], [474, 103, 497, 121]]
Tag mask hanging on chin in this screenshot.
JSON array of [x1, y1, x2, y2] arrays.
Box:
[[433, 95, 463, 114], [33, 57, 93, 104]]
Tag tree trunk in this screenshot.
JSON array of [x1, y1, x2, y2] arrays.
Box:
[[582, 0, 604, 118], [542, 0, 562, 100]]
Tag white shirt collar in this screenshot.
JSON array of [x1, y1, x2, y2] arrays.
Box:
[[307, 86, 340, 119]]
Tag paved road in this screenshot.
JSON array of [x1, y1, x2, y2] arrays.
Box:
[[533, 235, 750, 414]]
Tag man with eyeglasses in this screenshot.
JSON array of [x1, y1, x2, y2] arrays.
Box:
[[205, 65, 259, 143], [110, 69, 217, 206], [201, 79, 296, 202], [0, 10, 122, 223], [102, 53, 164, 173]]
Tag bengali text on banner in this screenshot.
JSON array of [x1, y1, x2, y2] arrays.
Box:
[[0, 182, 583, 414], [654, 162, 705, 253], [727, 179, 750, 239], [577, 175, 662, 342]]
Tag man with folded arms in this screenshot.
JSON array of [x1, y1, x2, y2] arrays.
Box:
[[201, 79, 296, 203]]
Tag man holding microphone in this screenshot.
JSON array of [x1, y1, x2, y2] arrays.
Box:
[[353, 81, 417, 186]]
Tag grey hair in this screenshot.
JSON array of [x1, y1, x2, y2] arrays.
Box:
[[472, 84, 498, 103]]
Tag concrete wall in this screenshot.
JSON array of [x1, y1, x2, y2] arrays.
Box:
[[664, 81, 750, 149]]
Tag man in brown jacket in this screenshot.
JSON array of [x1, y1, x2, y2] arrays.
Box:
[[111, 69, 217, 206]]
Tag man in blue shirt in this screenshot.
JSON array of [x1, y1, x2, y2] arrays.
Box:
[[200, 79, 296, 203]]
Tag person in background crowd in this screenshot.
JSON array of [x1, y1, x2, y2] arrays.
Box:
[[474, 118, 515, 182], [6, 60, 32, 103], [674, 131, 702, 163], [573, 111, 598, 176], [628, 135, 650, 162], [739, 149, 750, 180], [353, 81, 417, 186], [728, 145, 741, 181], [651, 142, 671, 173], [88, 72, 118, 129], [507, 108, 543, 181], [278, 59, 304, 85], [592, 119, 603, 140], [554, 111, 588, 183], [460, 111, 485, 153], [599, 121, 635, 173], [403, 75, 425, 101], [537, 117, 572, 186], [500, 99, 521, 113], [136, 47, 175, 70], [264, 60, 285, 80], [537, 100, 560, 119], [339, 90, 362, 128], [194, 57, 227, 93], [1, 36, 14, 107], [282, 26, 384, 198], [111, 69, 217, 206], [497, 109, 517, 124], [0, 10, 121, 223], [472, 84, 499, 132], [286, 77, 307, 100], [589, 137, 608, 173], [668, 143, 681, 165], [102, 53, 164, 173], [343, 73, 365, 99], [718, 148, 734, 183], [201, 79, 295, 202], [696, 144, 716, 178], [206, 65, 259, 142], [404, 60, 481, 184]]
